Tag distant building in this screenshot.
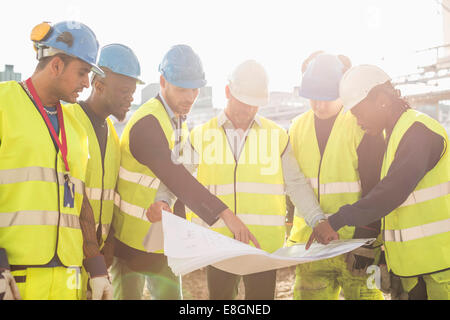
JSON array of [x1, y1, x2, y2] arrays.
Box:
[[113, 84, 310, 137], [185, 86, 220, 129], [140, 83, 160, 104], [0, 65, 21, 82], [259, 89, 309, 129]]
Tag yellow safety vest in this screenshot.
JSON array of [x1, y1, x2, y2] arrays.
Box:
[[381, 109, 450, 277], [189, 116, 288, 253], [0, 81, 88, 266], [288, 109, 364, 244], [112, 98, 188, 252], [65, 103, 120, 247]]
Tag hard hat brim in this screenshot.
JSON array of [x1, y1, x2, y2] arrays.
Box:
[[90, 63, 106, 78], [230, 90, 269, 107], [167, 78, 207, 89], [298, 86, 339, 101], [136, 78, 145, 85]]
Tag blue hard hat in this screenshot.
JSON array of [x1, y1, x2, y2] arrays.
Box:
[[33, 21, 104, 76], [158, 44, 206, 89], [299, 53, 345, 101], [98, 44, 144, 84]]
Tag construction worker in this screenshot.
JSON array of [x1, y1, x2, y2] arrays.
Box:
[[0, 21, 111, 300], [65, 43, 144, 298], [156, 60, 327, 300], [287, 53, 385, 300], [310, 64, 450, 300], [111, 45, 260, 300]]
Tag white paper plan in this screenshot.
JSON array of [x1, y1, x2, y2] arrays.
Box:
[[143, 211, 374, 276]]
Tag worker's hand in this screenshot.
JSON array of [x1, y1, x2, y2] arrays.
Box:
[[306, 220, 339, 250], [0, 269, 21, 300], [89, 276, 113, 300], [146, 201, 172, 222], [219, 209, 261, 249]]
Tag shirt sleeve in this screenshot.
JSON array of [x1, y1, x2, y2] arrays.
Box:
[[129, 115, 226, 226], [154, 182, 176, 208], [282, 141, 326, 227], [329, 122, 446, 231]]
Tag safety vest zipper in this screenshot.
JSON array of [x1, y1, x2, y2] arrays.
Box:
[[317, 156, 323, 204], [53, 152, 63, 265], [234, 131, 251, 216], [98, 162, 105, 245], [380, 132, 391, 271], [221, 126, 238, 215]]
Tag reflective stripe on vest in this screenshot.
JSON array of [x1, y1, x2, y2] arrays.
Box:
[[287, 110, 364, 244], [192, 214, 286, 229], [189, 116, 288, 253], [0, 166, 84, 195], [308, 178, 362, 195], [205, 182, 285, 196], [399, 181, 449, 208], [112, 97, 189, 252], [0, 81, 88, 267], [118, 166, 161, 190], [380, 109, 450, 277], [95, 223, 111, 238], [384, 218, 450, 242], [85, 187, 115, 201], [0, 211, 81, 229], [64, 103, 121, 248], [114, 191, 147, 221]]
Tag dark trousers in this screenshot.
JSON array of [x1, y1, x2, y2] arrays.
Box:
[[408, 276, 428, 300], [206, 265, 277, 300]]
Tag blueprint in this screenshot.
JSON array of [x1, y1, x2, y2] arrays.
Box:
[[143, 211, 373, 276]]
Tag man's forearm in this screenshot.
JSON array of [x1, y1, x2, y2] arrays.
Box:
[[329, 123, 445, 232], [80, 194, 108, 277], [130, 115, 226, 226]]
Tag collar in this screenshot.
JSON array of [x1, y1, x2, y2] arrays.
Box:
[[79, 101, 107, 129], [158, 92, 187, 123], [217, 110, 262, 129]]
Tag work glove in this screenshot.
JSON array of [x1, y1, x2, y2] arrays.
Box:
[[89, 276, 113, 300], [0, 269, 21, 300]]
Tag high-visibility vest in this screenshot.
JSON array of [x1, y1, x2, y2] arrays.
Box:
[[381, 109, 450, 277], [112, 98, 188, 252], [189, 116, 288, 253], [0, 81, 88, 266], [65, 103, 120, 247], [288, 109, 364, 244]]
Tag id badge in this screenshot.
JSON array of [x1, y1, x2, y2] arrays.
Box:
[[63, 174, 75, 208]]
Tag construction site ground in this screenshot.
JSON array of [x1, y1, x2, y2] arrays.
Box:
[[143, 266, 391, 300]]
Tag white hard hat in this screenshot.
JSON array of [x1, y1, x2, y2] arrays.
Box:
[[228, 60, 269, 107], [339, 64, 391, 112]]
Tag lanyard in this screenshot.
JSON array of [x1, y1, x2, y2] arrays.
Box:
[[25, 78, 70, 173]]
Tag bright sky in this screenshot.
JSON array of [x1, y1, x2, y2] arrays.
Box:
[[0, 0, 445, 107]]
